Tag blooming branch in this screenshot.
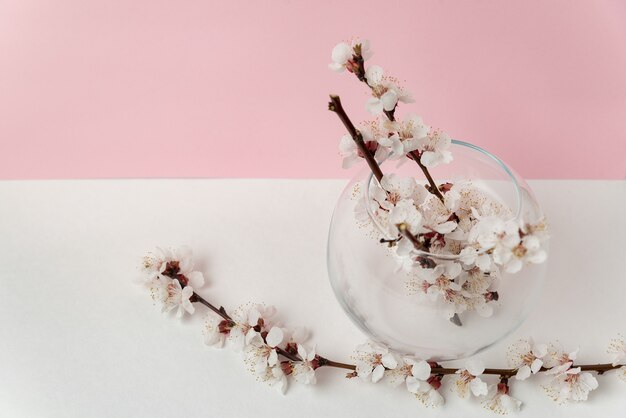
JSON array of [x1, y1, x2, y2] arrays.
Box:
[[328, 38, 447, 202], [137, 246, 625, 413], [328, 94, 384, 182]]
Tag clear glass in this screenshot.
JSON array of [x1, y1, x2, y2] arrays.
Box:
[[327, 140, 548, 361]]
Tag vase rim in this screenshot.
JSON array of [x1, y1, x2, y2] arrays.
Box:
[[364, 139, 522, 260]]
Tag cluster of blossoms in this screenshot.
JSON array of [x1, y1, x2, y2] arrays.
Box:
[[140, 246, 206, 318], [204, 305, 320, 393], [361, 175, 548, 320], [137, 247, 626, 414], [139, 247, 321, 394], [350, 337, 626, 414], [330, 38, 449, 169], [329, 39, 549, 321]]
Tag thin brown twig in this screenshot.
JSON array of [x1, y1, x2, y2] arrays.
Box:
[[192, 292, 230, 320], [191, 289, 621, 376], [328, 95, 384, 183], [192, 292, 301, 362], [396, 223, 427, 251], [410, 151, 445, 202]]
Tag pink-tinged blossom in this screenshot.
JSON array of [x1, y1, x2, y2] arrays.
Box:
[[353, 341, 398, 383], [608, 335, 626, 366], [483, 382, 522, 414], [414, 375, 445, 407], [507, 339, 548, 380], [415, 129, 453, 168], [364, 65, 413, 115], [328, 39, 372, 73], [544, 367, 599, 403], [454, 360, 489, 398]]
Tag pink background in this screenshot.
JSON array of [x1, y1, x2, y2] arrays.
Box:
[[1, 0, 625, 180]]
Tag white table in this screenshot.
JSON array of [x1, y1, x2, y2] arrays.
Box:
[[1, 179, 625, 417]]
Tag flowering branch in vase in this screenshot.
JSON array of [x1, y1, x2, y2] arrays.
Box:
[[328, 38, 549, 324], [128, 37, 623, 416], [329, 38, 446, 202], [137, 246, 626, 414]]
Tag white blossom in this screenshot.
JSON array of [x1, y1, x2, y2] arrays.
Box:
[[507, 339, 548, 380], [227, 304, 277, 350], [152, 276, 195, 318], [468, 215, 548, 273], [419, 262, 468, 318], [413, 376, 445, 407], [243, 326, 285, 376], [514, 234, 548, 267], [544, 367, 599, 403], [606, 336, 626, 382], [376, 174, 423, 236], [284, 326, 309, 347], [328, 39, 371, 72], [353, 341, 398, 383], [470, 293, 497, 318], [384, 357, 430, 389], [608, 335, 626, 366], [394, 238, 420, 272], [404, 359, 432, 394], [204, 314, 226, 348], [388, 199, 423, 236], [260, 365, 289, 394], [415, 129, 452, 167], [458, 246, 493, 272], [378, 174, 417, 209], [459, 266, 496, 296], [292, 344, 317, 385], [483, 383, 522, 414], [339, 134, 361, 169], [419, 196, 458, 235], [468, 214, 523, 273], [142, 246, 204, 286], [454, 360, 488, 398], [140, 246, 206, 318], [339, 128, 388, 169], [364, 65, 413, 115], [141, 247, 170, 282], [378, 114, 429, 160], [543, 343, 578, 374]]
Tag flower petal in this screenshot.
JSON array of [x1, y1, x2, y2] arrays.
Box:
[[365, 65, 383, 86], [470, 378, 488, 397], [186, 271, 205, 289], [411, 360, 431, 380], [331, 42, 352, 65], [268, 349, 278, 366], [266, 327, 284, 348], [381, 353, 398, 369], [372, 364, 385, 383], [381, 89, 399, 111], [515, 365, 531, 380], [466, 359, 485, 376], [420, 151, 439, 167], [366, 97, 383, 115]]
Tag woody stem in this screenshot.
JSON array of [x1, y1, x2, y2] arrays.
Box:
[[328, 95, 384, 183], [409, 151, 445, 202], [188, 282, 619, 377]]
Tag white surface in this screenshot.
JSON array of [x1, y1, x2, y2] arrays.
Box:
[[0, 179, 625, 418]]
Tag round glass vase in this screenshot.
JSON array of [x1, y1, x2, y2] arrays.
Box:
[[327, 140, 548, 361]]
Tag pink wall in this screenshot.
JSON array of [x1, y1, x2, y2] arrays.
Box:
[[1, 0, 625, 180]]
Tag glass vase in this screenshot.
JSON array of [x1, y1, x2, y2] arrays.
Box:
[[327, 140, 548, 361]]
